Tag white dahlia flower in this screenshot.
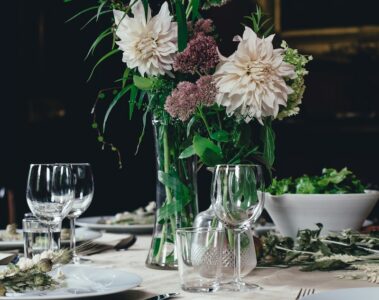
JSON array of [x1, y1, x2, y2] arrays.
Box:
[[214, 27, 296, 123], [113, 1, 177, 77]]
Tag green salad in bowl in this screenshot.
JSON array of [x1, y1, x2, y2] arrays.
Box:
[[268, 167, 365, 195], [265, 168, 379, 238]]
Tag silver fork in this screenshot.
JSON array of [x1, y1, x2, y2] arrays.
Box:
[[295, 288, 315, 299]]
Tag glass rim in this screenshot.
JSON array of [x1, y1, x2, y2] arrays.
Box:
[[214, 164, 262, 168], [29, 163, 72, 166], [176, 227, 224, 234]]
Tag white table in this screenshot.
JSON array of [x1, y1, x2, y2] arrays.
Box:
[[87, 234, 378, 300]]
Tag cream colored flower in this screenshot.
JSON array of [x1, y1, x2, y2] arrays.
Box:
[[213, 27, 296, 123], [113, 1, 177, 77]]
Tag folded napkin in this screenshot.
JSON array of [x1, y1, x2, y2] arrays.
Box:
[[0, 252, 18, 265], [78, 233, 136, 256]]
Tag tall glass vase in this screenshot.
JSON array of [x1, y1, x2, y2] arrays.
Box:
[[146, 116, 199, 270]]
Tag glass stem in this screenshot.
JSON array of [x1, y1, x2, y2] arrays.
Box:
[[70, 218, 77, 259], [47, 225, 53, 251], [234, 229, 242, 284]]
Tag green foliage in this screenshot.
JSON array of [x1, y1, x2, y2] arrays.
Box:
[[244, 6, 274, 38], [210, 130, 230, 142], [103, 84, 133, 133], [179, 145, 196, 159], [133, 75, 155, 91], [268, 168, 366, 195], [87, 48, 120, 81], [259, 224, 379, 271], [174, 0, 188, 52], [192, 134, 223, 166], [157, 170, 191, 223], [261, 119, 275, 168]]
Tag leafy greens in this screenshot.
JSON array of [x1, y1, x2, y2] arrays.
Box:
[[268, 167, 365, 195]]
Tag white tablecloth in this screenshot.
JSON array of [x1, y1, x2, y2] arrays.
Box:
[[87, 234, 378, 300]]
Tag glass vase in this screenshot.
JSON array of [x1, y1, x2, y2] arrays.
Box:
[[146, 116, 199, 270]]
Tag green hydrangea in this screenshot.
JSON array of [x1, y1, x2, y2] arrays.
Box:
[[278, 40, 313, 120]]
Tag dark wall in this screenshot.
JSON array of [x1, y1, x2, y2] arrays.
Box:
[[0, 0, 378, 227]]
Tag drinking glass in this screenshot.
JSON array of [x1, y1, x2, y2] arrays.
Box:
[[176, 227, 224, 293], [212, 164, 265, 292], [26, 164, 74, 251], [67, 163, 94, 264]]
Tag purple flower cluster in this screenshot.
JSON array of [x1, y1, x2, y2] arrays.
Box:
[[196, 75, 218, 107], [173, 34, 220, 75], [165, 76, 217, 121], [187, 19, 214, 38]]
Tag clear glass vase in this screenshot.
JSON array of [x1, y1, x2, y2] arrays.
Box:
[[194, 205, 257, 282], [146, 116, 199, 270]]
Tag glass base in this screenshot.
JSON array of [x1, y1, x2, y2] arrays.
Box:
[[73, 256, 92, 265], [181, 282, 220, 293], [220, 281, 261, 292]]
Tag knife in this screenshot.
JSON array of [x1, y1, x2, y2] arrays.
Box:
[[144, 292, 180, 300]]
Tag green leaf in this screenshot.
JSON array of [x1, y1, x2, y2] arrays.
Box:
[[87, 48, 120, 81], [91, 122, 98, 129], [80, 10, 112, 30], [191, 0, 200, 21], [175, 0, 188, 52], [301, 260, 350, 272], [85, 27, 113, 60], [103, 85, 133, 133], [210, 130, 230, 142], [129, 85, 138, 120], [193, 135, 223, 166], [135, 94, 154, 154], [157, 171, 191, 222], [261, 119, 275, 168], [141, 0, 149, 21], [133, 75, 154, 90], [96, 1, 107, 21], [179, 145, 195, 159], [122, 68, 131, 88], [186, 116, 196, 137], [65, 6, 98, 23], [137, 91, 146, 109]]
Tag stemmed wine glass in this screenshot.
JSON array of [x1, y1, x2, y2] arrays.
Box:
[[26, 164, 74, 251], [67, 163, 94, 264], [212, 164, 265, 292]]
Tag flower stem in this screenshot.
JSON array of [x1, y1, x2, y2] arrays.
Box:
[[163, 127, 177, 241], [198, 107, 212, 137]]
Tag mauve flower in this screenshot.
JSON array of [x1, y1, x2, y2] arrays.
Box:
[[173, 34, 220, 74], [214, 27, 296, 123], [196, 75, 217, 106], [165, 82, 199, 121], [194, 19, 214, 35]]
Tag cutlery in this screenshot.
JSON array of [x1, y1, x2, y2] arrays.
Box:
[[295, 288, 315, 299], [144, 292, 180, 300], [77, 235, 137, 256]]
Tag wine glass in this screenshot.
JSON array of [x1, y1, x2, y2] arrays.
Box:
[[212, 164, 265, 292], [26, 164, 74, 251], [67, 163, 94, 264]]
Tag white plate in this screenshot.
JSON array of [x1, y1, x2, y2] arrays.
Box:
[[0, 228, 102, 249], [0, 265, 142, 299], [76, 216, 154, 234], [303, 287, 379, 300]]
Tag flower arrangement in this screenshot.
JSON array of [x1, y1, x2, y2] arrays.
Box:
[[66, 0, 311, 268]]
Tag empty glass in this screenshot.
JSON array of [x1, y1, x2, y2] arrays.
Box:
[[212, 164, 265, 292], [26, 164, 74, 250], [23, 213, 61, 258], [67, 163, 94, 264], [176, 227, 224, 293]]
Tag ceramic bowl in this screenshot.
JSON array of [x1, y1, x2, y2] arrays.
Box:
[[265, 190, 379, 238]]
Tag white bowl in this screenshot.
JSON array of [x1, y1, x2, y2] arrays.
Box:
[[265, 190, 379, 238]]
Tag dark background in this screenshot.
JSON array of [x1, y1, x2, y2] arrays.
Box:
[[1, 0, 379, 227]]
